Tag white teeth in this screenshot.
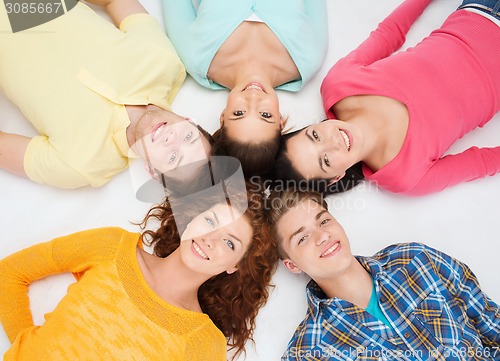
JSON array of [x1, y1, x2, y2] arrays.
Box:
[[193, 242, 209, 260], [245, 84, 263, 91], [340, 130, 350, 151], [152, 123, 166, 142], [321, 243, 339, 257]]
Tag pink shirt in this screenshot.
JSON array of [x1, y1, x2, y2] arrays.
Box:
[[321, 0, 500, 195]]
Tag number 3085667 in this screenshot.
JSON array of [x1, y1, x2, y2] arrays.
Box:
[[5, 2, 63, 14]]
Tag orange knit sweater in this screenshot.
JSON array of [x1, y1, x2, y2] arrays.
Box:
[[0, 227, 227, 360]]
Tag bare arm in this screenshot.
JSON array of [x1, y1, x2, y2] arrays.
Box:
[[0, 131, 30, 178], [84, 0, 148, 27]]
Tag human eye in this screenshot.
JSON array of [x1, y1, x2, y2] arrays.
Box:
[[312, 130, 319, 140], [233, 110, 244, 117], [224, 238, 235, 250], [260, 112, 272, 119], [183, 131, 193, 142], [323, 154, 330, 167], [168, 151, 177, 164], [320, 218, 330, 226], [205, 216, 215, 228], [297, 235, 308, 245]]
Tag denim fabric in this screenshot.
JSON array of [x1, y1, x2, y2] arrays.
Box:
[[458, 0, 500, 20]]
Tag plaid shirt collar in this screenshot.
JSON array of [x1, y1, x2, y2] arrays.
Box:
[[305, 255, 388, 321]]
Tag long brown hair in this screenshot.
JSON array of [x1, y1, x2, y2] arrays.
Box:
[[138, 182, 278, 359], [212, 126, 281, 177]]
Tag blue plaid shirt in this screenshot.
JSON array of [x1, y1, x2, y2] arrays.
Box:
[[282, 243, 500, 360]]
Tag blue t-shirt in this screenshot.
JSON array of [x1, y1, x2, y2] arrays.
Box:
[[365, 281, 392, 328], [161, 0, 328, 91]]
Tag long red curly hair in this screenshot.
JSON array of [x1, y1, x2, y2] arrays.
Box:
[[138, 181, 278, 359]]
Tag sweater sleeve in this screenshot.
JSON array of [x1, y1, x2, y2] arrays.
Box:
[[405, 146, 500, 196], [424, 245, 500, 346], [322, 0, 431, 84], [0, 227, 124, 343]]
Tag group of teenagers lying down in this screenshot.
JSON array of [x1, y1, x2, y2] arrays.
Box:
[[1, 0, 500, 359]]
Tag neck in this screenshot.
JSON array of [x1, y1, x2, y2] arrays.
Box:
[[315, 257, 373, 308], [138, 248, 210, 311], [212, 60, 281, 90], [349, 114, 387, 165]]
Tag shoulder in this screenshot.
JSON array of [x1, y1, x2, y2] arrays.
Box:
[[369, 242, 451, 272], [55, 227, 139, 256], [370, 242, 470, 285]]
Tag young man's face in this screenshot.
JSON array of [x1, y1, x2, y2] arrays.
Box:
[[276, 199, 354, 282]]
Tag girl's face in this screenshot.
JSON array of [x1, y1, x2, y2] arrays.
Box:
[[221, 82, 283, 143], [285, 120, 360, 183], [180, 203, 253, 276], [131, 111, 210, 176]]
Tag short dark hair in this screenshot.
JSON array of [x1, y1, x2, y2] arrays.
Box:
[[212, 126, 280, 178], [272, 127, 365, 196]]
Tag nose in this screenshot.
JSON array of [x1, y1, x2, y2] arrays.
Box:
[[165, 131, 181, 146], [314, 229, 330, 246], [202, 235, 215, 249], [321, 137, 341, 152]]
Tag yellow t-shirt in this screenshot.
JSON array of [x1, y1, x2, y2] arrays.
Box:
[[0, 2, 186, 188], [0, 227, 226, 360]]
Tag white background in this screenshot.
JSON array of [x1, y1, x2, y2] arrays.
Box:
[[1, 0, 499, 360]]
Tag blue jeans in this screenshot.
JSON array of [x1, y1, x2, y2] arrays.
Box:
[[458, 0, 500, 21]]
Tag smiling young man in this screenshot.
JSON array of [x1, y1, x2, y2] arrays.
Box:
[[0, 0, 213, 189], [269, 189, 500, 361]]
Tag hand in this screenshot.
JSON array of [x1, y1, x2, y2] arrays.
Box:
[[0, 131, 30, 178], [84, 0, 148, 26]]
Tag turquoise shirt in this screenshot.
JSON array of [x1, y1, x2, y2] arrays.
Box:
[[161, 0, 328, 91], [365, 281, 392, 328]]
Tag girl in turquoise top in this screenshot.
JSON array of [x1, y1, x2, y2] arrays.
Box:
[[161, 0, 328, 176]]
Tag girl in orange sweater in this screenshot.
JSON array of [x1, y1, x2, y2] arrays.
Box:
[[0, 183, 276, 360]]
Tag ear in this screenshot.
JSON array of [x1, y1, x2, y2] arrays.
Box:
[[279, 114, 285, 130], [219, 110, 225, 126], [327, 172, 346, 186], [282, 259, 302, 274], [144, 163, 160, 180]]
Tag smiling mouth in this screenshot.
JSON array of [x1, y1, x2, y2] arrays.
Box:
[[320, 242, 340, 258], [339, 130, 351, 151], [193, 240, 209, 260], [244, 82, 266, 93], [151, 122, 167, 142]]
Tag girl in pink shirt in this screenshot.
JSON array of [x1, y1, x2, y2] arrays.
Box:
[[274, 0, 500, 196]]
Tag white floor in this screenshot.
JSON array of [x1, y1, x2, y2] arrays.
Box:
[[1, 0, 499, 360]]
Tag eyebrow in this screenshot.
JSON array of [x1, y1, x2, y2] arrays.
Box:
[[305, 129, 327, 173], [260, 116, 275, 124], [228, 233, 243, 245], [316, 210, 328, 220], [210, 210, 219, 226], [228, 115, 275, 124], [174, 152, 183, 168], [288, 226, 305, 245], [188, 130, 200, 144], [305, 129, 314, 142]]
